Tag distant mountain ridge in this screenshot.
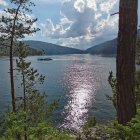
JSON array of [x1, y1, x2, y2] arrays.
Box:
[[24, 40, 84, 55], [0, 43, 43, 56], [85, 29, 140, 56], [85, 38, 117, 56], [22, 29, 140, 56]]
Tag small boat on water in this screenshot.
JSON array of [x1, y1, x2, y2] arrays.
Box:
[[37, 58, 52, 61]]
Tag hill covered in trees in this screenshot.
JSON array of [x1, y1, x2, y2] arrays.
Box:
[[85, 29, 140, 56], [1, 29, 140, 57], [24, 40, 84, 55], [85, 38, 117, 56], [0, 45, 43, 56]]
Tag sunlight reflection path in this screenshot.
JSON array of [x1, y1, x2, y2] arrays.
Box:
[[61, 62, 99, 131]]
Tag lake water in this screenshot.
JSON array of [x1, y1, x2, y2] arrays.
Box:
[[0, 54, 116, 131]]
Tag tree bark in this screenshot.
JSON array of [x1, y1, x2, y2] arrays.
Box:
[[22, 69, 28, 140], [117, 0, 138, 124], [9, 2, 22, 112], [9, 41, 16, 112]]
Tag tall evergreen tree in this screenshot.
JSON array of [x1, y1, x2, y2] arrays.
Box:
[[117, 0, 138, 124], [0, 44, 59, 139], [0, 0, 39, 112], [15, 43, 58, 140]]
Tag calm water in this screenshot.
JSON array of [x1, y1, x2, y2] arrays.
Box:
[[0, 54, 116, 131]]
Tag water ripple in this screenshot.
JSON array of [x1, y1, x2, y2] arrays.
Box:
[[60, 62, 100, 131]]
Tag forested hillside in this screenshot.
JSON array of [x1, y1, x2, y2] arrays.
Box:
[[86, 29, 140, 56]]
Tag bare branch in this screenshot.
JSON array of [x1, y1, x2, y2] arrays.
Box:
[[111, 12, 119, 16]]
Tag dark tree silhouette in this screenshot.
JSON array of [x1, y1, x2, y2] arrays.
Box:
[[0, 0, 39, 112], [117, 0, 138, 124]]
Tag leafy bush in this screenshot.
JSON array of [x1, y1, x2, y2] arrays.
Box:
[[0, 111, 74, 140], [107, 108, 140, 140], [83, 117, 96, 130]]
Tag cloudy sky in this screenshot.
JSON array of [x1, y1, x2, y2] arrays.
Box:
[[0, 0, 140, 49]]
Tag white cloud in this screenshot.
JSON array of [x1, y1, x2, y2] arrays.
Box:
[[41, 0, 119, 48], [0, 0, 8, 6], [74, 0, 86, 13]]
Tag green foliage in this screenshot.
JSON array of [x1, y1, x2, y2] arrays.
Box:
[[107, 108, 140, 140], [16, 43, 58, 121], [83, 117, 96, 130], [78, 38, 140, 139], [0, 0, 39, 39], [106, 38, 140, 110], [0, 111, 26, 140], [106, 71, 117, 111], [77, 109, 140, 140], [0, 0, 73, 139], [0, 0, 40, 112], [0, 44, 44, 57], [105, 38, 140, 140], [78, 117, 98, 140], [28, 121, 74, 140], [0, 43, 72, 140], [0, 0, 40, 48], [76, 124, 110, 140], [0, 111, 74, 140]]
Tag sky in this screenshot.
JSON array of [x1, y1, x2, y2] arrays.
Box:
[[0, 0, 140, 50]]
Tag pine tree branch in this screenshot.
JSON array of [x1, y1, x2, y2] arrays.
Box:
[[111, 12, 119, 16]]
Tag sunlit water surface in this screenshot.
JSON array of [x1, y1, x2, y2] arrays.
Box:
[[0, 54, 116, 131]]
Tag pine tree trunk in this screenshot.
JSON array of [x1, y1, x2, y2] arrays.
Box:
[[22, 69, 28, 140], [117, 0, 138, 124], [10, 42, 16, 112], [9, 2, 22, 112]]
